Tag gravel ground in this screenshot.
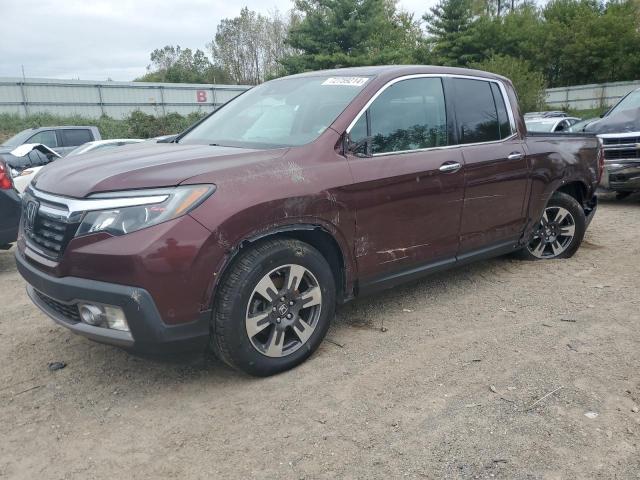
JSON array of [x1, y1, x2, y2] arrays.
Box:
[[1, 193, 639, 479]]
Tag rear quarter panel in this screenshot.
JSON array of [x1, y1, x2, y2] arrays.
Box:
[[523, 133, 599, 234]]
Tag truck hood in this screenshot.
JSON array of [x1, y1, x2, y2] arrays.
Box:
[[32, 142, 288, 198], [584, 107, 640, 134]]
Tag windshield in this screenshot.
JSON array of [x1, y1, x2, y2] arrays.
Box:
[[525, 120, 555, 132], [1, 129, 32, 147], [179, 75, 371, 149], [608, 89, 640, 116]]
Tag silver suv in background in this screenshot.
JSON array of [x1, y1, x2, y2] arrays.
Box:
[[0, 126, 101, 156]]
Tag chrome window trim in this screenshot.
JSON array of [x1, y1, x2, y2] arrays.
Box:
[[345, 73, 518, 155], [368, 133, 518, 158], [27, 187, 168, 220]]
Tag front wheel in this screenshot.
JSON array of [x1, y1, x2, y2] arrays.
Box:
[[211, 238, 336, 376], [519, 192, 586, 260]]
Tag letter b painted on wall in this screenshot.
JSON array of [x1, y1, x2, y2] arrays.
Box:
[[196, 90, 208, 103]]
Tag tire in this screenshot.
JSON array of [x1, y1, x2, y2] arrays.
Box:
[[616, 191, 632, 200], [518, 191, 586, 260], [211, 238, 336, 376]]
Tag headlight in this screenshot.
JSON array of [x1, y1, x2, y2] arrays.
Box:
[[76, 184, 214, 237]]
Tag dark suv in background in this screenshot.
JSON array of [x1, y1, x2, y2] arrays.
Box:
[[15, 66, 601, 376], [572, 87, 640, 197]]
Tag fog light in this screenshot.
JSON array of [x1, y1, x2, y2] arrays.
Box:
[[79, 304, 104, 326], [78, 302, 129, 332]]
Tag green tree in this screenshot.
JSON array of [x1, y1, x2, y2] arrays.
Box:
[[471, 54, 546, 112], [540, 0, 640, 87], [281, 0, 422, 74], [423, 0, 477, 66], [465, 4, 543, 63], [137, 45, 231, 84]]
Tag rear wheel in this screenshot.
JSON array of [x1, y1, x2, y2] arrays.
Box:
[[519, 192, 586, 260], [211, 238, 335, 376]]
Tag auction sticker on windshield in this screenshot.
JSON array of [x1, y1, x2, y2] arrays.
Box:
[[322, 77, 369, 87]]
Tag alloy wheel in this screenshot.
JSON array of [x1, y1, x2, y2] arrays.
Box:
[[527, 206, 576, 259], [245, 264, 322, 358]]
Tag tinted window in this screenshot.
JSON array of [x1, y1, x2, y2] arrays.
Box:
[[490, 82, 512, 139], [28, 130, 58, 147], [351, 78, 447, 155], [61, 129, 93, 147], [453, 79, 500, 144]]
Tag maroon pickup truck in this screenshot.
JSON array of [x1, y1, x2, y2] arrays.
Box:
[[15, 66, 601, 376]]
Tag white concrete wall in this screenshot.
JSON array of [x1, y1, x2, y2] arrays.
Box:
[[546, 80, 640, 110], [0, 77, 250, 119]]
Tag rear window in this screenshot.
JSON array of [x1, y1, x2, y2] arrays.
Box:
[[452, 78, 501, 144], [61, 129, 93, 147]]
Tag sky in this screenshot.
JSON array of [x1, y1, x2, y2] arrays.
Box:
[[0, 0, 436, 81]]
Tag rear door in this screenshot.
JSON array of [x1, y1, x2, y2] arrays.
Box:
[[450, 77, 529, 255], [345, 76, 465, 285], [57, 129, 94, 156]]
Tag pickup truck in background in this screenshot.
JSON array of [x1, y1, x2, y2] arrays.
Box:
[[1, 126, 101, 157], [571, 87, 640, 198], [15, 66, 601, 376]]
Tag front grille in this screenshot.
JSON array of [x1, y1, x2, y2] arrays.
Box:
[[602, 136, 640, 145], [34, 290, 80, 323], [22, 195, 80, 260], [604, 148, 640, 160]]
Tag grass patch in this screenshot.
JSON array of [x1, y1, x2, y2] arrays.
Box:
[[565, 107, 606, 119]]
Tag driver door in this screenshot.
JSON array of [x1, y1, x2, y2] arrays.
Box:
[[343, 76, 466, 286]]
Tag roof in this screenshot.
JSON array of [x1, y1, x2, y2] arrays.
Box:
[[27, 126, 97, 131], [283, 65, 509, 83]]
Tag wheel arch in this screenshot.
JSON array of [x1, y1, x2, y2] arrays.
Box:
[[212, 223, 354, 306], [556, 180, 588, 206]]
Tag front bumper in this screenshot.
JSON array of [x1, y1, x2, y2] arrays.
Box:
[[601, 162, 640, 192], [0, 188, 21, 246], [16, 248, 210, 353], [585, 194, 598, 228]]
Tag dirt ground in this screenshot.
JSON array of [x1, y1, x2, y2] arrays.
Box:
[[1, 193, 639, 480]]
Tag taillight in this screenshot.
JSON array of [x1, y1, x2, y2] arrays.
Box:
[[0, 161, 14, 190]]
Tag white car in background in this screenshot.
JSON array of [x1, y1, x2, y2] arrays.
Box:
[[525, 116, 581, 133], [66, 138, 144, 157]]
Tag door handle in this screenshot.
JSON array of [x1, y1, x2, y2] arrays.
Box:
[[507, 152, 524, 161], [439, 161, 462, 173]]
